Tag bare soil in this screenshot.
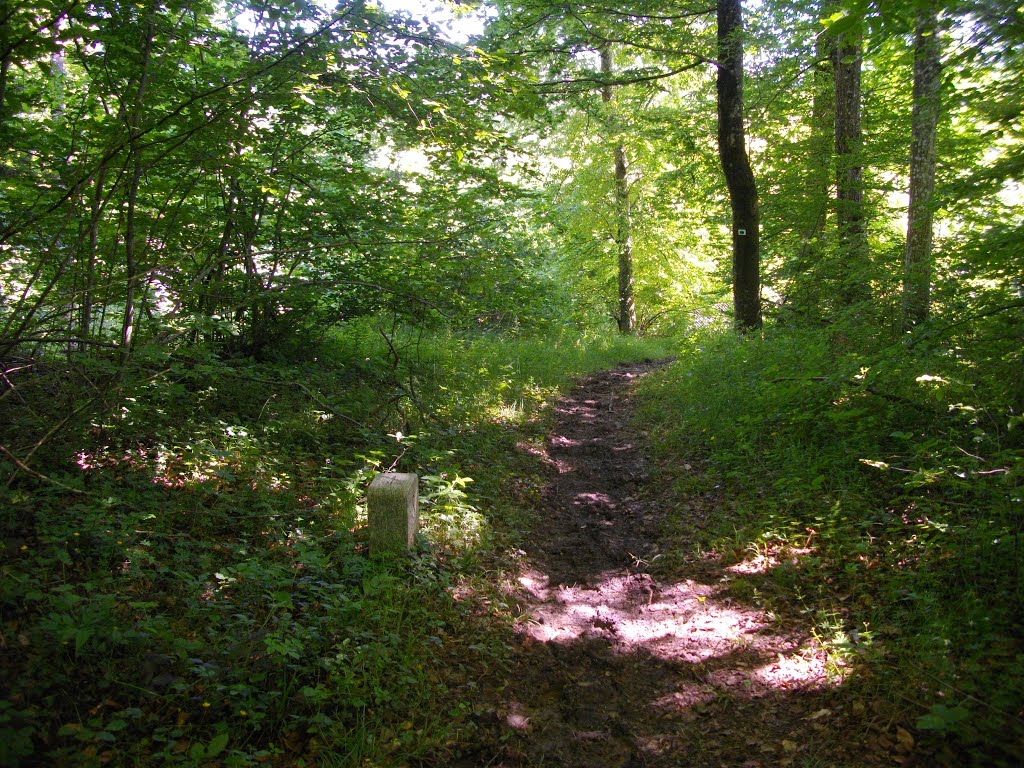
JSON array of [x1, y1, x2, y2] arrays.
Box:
[[453, 361, 911, 767]]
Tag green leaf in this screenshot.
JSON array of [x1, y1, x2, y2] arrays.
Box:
[[821, 11, 860, 37], [207, 731, 229, 757], [916, 703, 970, 731]]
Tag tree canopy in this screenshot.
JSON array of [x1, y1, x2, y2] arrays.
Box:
[[1, 0, 1021, 765]]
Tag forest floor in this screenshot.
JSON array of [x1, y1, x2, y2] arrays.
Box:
[[451, 361, 914, 768]]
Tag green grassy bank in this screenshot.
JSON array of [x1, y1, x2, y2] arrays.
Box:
[[637, 325, 1023, 767]]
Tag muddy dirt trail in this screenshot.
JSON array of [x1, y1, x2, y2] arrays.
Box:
[[455, 361, 882, 768]]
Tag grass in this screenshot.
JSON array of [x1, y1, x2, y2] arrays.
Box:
[[636, 323, 1023, 767], [11, 310, 1018, 766], [0, 318, 672, 767]]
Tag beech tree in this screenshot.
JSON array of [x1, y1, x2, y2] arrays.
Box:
[[791, 1, 836, 313], [3, 0, 1020, 349], [483, 0, 716, 333], [902, 1, 941, 328], [716, 0, 761, 330], [0, 4, 1022, 761], [599, 43, 638, 334], [828, 5, 869, 305]]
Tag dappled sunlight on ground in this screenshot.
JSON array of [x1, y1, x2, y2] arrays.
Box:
[[507, 362, 832, 704], [74, 440, 292, 492], [491, 554, 843, 768], [457, 362, 861, 768], [725, 544, 814, 576], [512, 565, 832, 693]]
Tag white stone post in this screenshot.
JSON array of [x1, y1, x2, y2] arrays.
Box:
[[367, 473, 419, 556]]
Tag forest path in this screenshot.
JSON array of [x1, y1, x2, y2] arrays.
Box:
[[454, 361, 871, 767]]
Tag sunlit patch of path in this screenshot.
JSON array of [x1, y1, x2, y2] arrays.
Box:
[[515, 567, 829, 691], [485, 362, 839, 768]]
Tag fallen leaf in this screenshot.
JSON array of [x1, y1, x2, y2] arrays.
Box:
[[895, 726, 914, 752], [281, 731, 306, 753], [806, 707, 831, 721], [872, 734, 894, 751]]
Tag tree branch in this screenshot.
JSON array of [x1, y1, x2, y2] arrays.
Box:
[[536, 61, 706, 92], [1, 443, 85, 493]]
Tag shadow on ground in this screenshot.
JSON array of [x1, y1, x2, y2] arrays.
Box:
[[447, 362, 908, 768]]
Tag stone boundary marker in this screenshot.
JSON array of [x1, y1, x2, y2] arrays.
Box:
[[367, 473, 419, 556]]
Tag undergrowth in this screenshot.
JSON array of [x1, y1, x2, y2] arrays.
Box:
[[0, 319, 670, 767], [638, 321, 1023, 766]]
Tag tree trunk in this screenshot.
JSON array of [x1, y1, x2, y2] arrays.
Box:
[[120, 22, 154, 360], [0, 0, 9, 126], [79, 164, 108, 347], [806, 18, 834, 246], [789, 13, 834, 313], [716, 0, 761, 331], [600, 43, 637, 335], [902, 4, 941, 329], [832, 17, 869, 304]]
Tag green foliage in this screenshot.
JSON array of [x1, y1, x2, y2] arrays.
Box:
[[481, 0, 727, 334], [535, 92, 725, 334], [2, 0, 1022, 764], [0, 320, 669, 766], [0, 0, 567, 362], [639, 321, 1023, 765]]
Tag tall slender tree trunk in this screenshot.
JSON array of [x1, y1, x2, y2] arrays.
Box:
[[0, 0, 9, 126], [49, 41, 67, 118], [790, 14, 835, 313], [806, 19, 834, 247], [120, 22, 154, 360], [79, 164, 108, 346], [600, 43, 637, 335], [903, 4, 941, 328], [716, 0, 761, 331], [832, 16, 869, 304]]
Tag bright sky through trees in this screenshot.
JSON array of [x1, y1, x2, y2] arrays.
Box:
[[373, 0, 490, 41], [1, 0, 1022, 765]]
